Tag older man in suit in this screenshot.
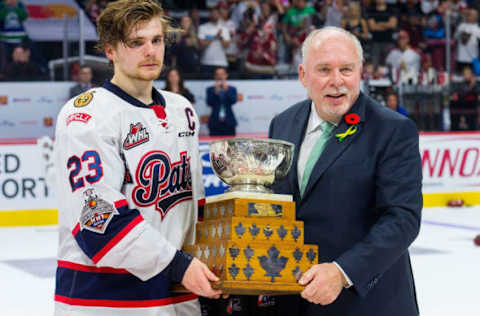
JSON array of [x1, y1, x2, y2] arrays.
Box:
[[268, 27, 422, 316]]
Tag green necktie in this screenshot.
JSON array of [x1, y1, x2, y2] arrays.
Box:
[[300, 121, 335, 197]]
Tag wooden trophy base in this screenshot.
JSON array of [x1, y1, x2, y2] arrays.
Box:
[[172, 280, 305, 296], [174, 194, 318, 296]]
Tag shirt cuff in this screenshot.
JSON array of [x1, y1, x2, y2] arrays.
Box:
[[333, 261, 353, 288], [162, 249, 194, 283]]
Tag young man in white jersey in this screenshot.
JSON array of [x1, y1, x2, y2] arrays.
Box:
[[53, 1, 221, 315]]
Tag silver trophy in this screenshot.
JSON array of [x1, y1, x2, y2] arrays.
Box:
[[209, 138, 295, 193]]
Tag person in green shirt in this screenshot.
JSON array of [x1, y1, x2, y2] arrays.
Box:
[[281, 0, 316, 64], [0, 0, 29, 68]]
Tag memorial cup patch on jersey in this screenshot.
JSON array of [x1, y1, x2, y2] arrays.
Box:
[[80, 188, 119, 234], [132, 150, 193, 220], [74, 91, 94, 107], [123, 122, 150, 150]]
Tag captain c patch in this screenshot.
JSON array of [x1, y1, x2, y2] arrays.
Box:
[[80, 188, 118, 234], [74, 91, 94, 107], [123, 122, 150, 150]]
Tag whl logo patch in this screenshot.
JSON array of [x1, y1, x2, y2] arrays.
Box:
[[124, 122, 149, 150]]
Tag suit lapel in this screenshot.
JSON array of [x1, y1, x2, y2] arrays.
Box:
[[288, 101, 311, 200], [301, 94, 367, 200]]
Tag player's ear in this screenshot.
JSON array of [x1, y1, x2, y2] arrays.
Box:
[[104, 43, 115, 62]]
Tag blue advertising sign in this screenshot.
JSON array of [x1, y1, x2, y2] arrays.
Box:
[[199, 141, 229, 196]]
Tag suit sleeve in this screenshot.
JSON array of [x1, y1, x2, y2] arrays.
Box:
[[55, 107, 191, 283], [335, 118, 422, 297]]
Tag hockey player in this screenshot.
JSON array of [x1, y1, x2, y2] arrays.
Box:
[[53, 1, 221, 315]]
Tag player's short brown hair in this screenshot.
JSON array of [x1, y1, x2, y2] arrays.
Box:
[[96, 0, 178, 52]]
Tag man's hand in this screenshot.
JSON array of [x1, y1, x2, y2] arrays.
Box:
[[181, 258, 222, 298], [299, 263, 346, 305]]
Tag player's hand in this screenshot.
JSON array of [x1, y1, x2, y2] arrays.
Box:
[[181, 257, 222, 298], [299, 263, 345, 305]]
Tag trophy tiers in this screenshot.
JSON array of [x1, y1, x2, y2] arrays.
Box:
[[180, 195, 319, 295]]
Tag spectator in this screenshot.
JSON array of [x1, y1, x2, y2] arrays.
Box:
[[218, 1, 239, 69], [3, 44, 44, 81], [322, 0, 344, 27], [231, 0, 261, 29], [198, 8, 231, 76], [454, 9, 480, 74], [0, 0, 29, 67], [450, 66, 480, 130], [281, 0, 315, 66], [386, 30, 421, 84], [367, 0, 398, 67], [244, 16, 277, 76], [189, 8, 202, 31], [270, 0, 288, 15], [423, 12, 447, 71], [341, 2, 370, 46], [386, 92, 408, 117], [69, 65, 94, 98], [419, 54, 437, 85], [173, 15, 200, 75], [85, 0, 102, 22], [164, 68, 195, 104], [421, 0, 439, 15], [206, 67, 238, 136], [398, 0, 424, 49]]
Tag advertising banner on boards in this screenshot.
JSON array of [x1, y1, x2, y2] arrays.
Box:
[[2, 133, 480, 212]]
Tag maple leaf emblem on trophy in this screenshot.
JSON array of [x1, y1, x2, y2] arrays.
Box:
[[258, 246, 288, 282]]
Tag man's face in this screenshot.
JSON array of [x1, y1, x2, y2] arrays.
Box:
[[299, 33, 362, 123], [463, 67, 473, 81], [214, 68, 228, 81], [294, 0, 306, 9], [12, 47, 25, 63], [79, 67, 92, 84], [5, 0, 17, 7], [210, 9, 219, 23], [106, 18, 165, 83], [386, 94, 398, 110]]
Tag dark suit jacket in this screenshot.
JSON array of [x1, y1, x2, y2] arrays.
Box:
[[206, 85, 238, 130], [268, 92, 422, 316]]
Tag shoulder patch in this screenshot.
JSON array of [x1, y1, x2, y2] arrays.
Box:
[[80, 188, 118, 234], [74, 91, 95, 108]]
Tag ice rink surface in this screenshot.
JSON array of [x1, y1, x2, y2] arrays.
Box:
[[0, 206, 479, 316]]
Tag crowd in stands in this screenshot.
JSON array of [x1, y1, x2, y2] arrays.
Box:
[[0, 0, 479, 130]]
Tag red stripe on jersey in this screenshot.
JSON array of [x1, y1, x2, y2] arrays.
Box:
[[55, 293, 198, 308], [114, 199, 128, 208], [72, 223, 80, 236], [91, 215, 144, 264], [57, 260, 129, 274], [198, 198, 206, 207]]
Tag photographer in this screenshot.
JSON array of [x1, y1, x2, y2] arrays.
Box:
[[206, 67, 238, 136], [198, 8, 231, 76]]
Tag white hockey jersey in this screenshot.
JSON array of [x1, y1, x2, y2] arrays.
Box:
[[54, 81, 204, 315]]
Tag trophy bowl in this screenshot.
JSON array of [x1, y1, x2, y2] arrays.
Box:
[[209, 138, 295, 193]]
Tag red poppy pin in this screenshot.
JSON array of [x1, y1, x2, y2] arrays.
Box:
[[336, 113, 360, 143]]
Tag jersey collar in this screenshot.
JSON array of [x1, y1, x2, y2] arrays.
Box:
[[102, 80, 166, 108]]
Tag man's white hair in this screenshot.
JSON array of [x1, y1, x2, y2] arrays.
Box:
[[301, 26, 364, 65]]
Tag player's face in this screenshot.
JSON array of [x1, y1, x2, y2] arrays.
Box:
[[106, 17, 165, 83], [299, 34, 361, 123]]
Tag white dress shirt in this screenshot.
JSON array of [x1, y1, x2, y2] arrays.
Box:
[[297, 102, 353, 288]]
